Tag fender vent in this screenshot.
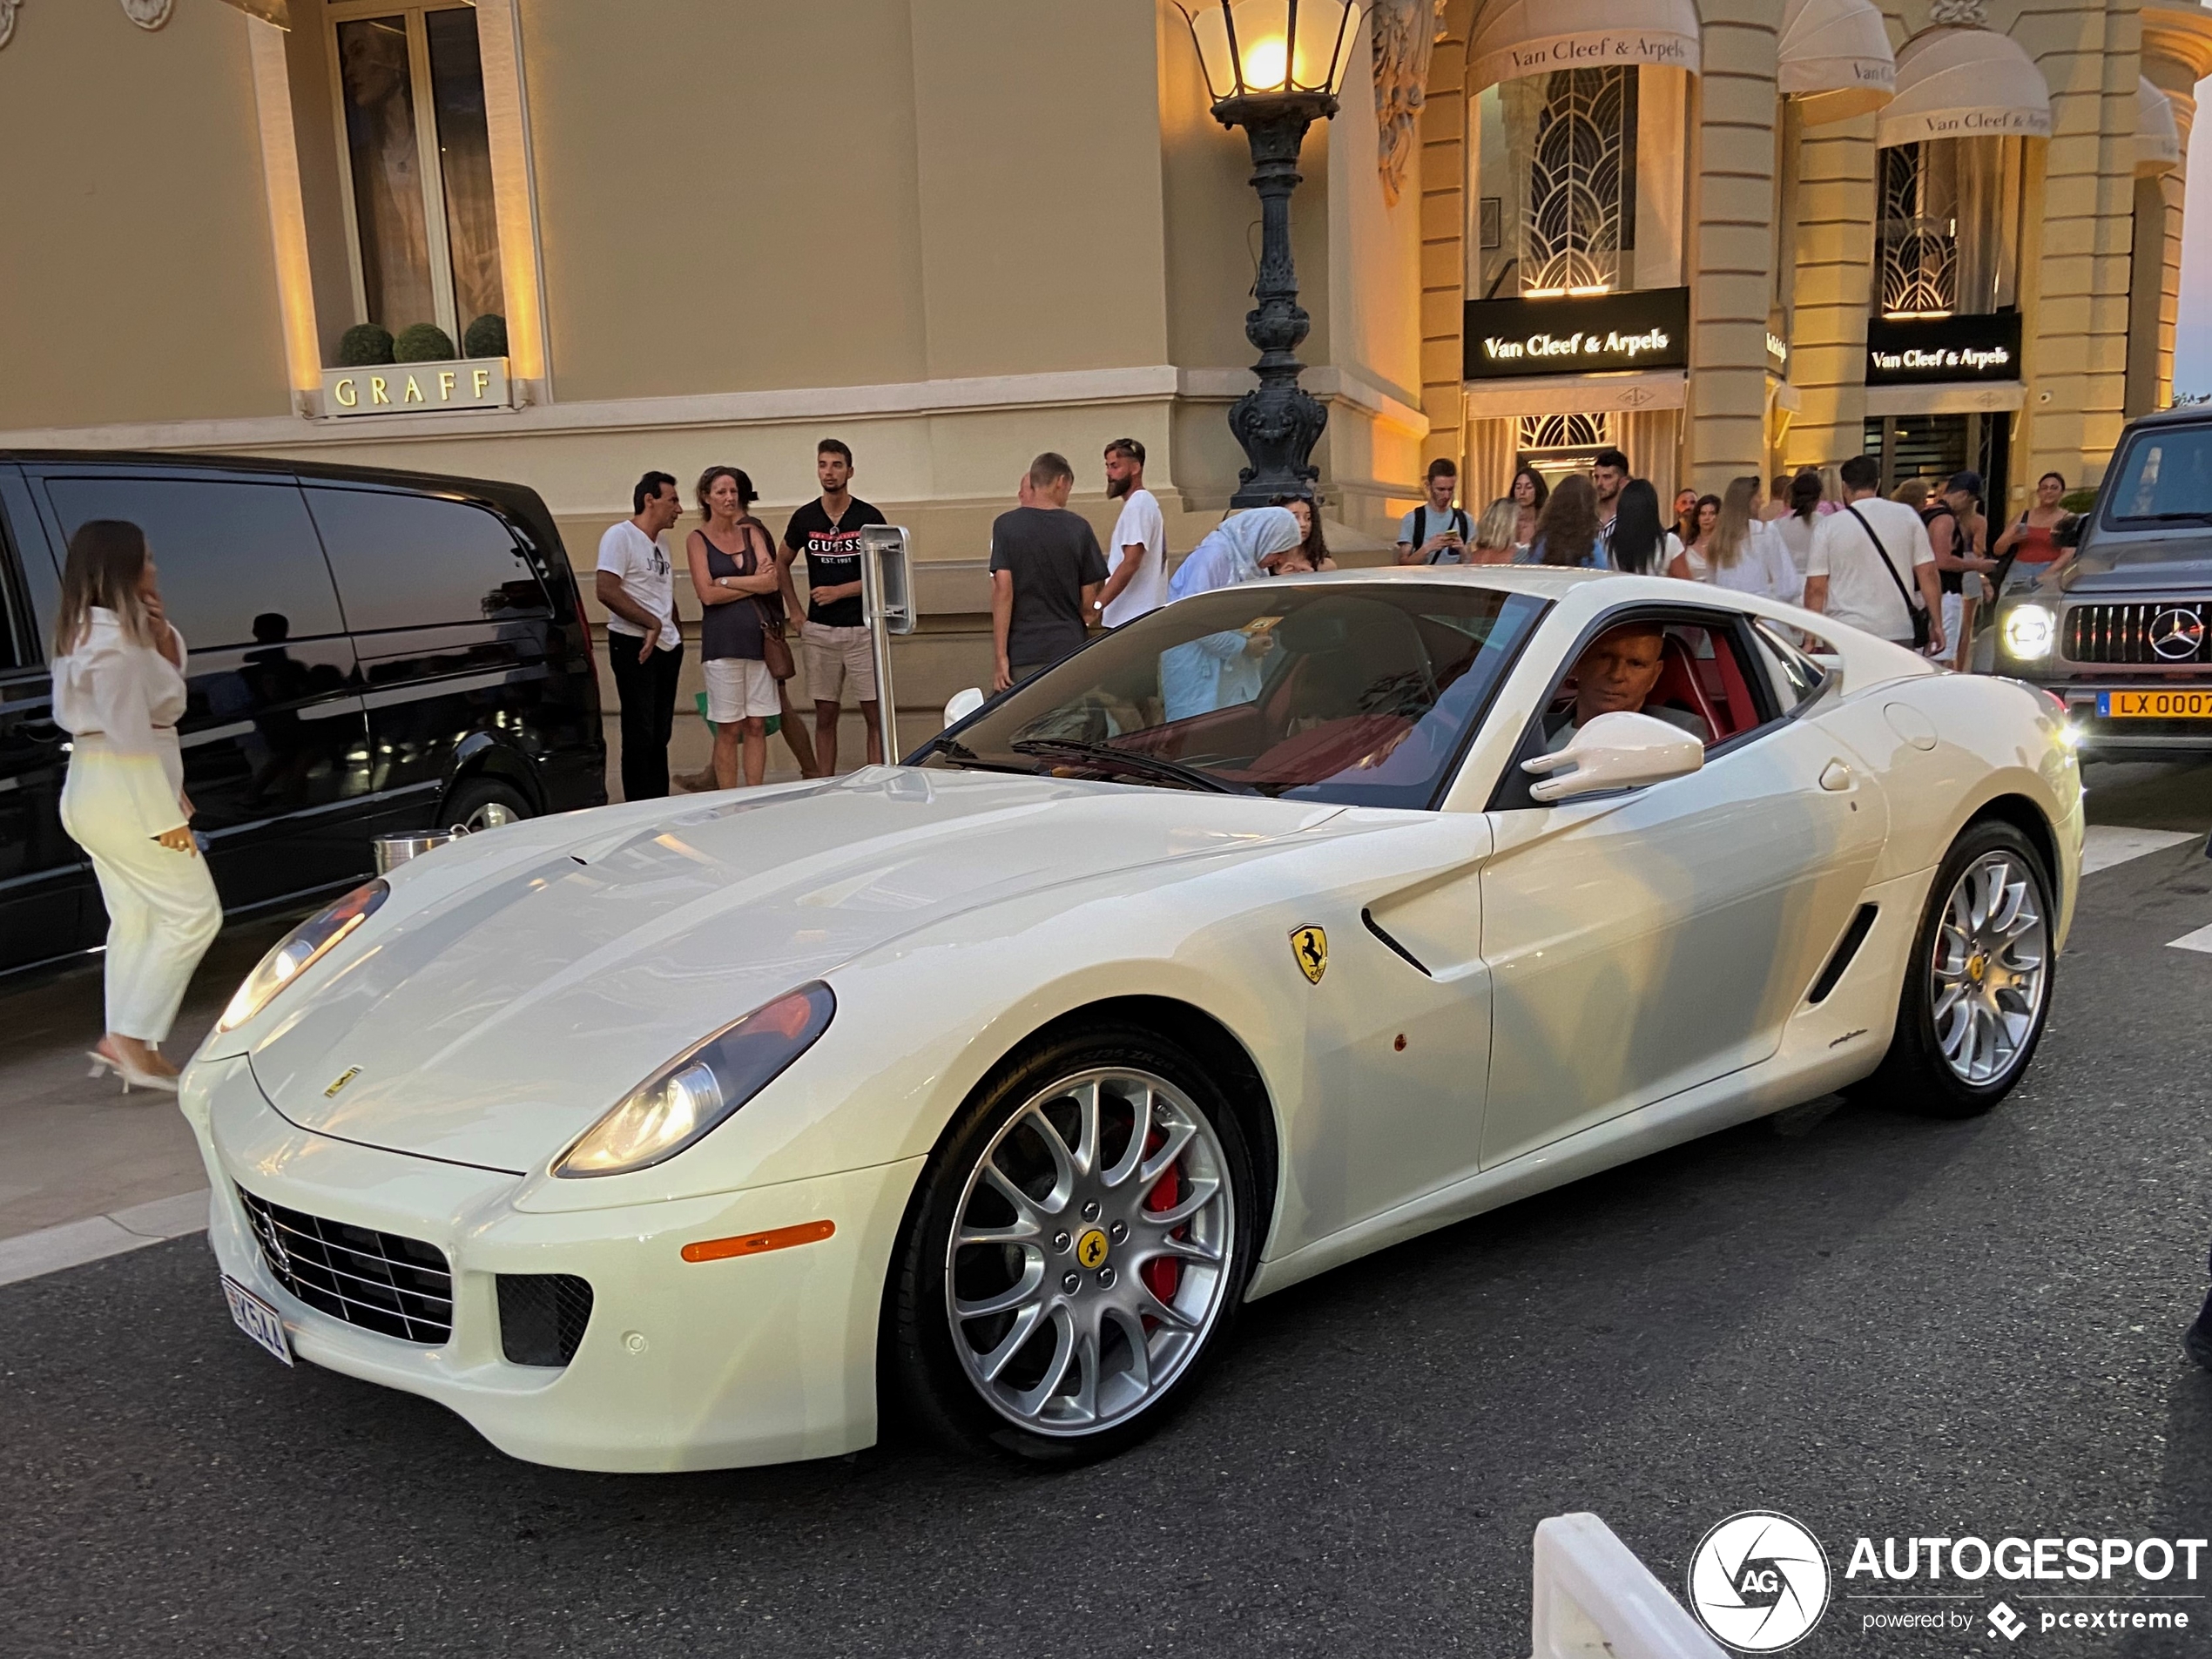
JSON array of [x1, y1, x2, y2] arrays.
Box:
[[1808, 904, 1878, 1005], [1361, 908, 1432, 976]]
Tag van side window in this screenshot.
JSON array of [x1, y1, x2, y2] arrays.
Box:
[[43, 478, 344, 650], [304, 489, 546, 635]]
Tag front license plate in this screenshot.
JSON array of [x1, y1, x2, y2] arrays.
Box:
[[2097, 690, 2212, 719], [222, 1275, 293, 1366]]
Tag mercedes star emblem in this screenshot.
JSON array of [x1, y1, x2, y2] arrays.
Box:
[[2148, 607, 2205, 661]]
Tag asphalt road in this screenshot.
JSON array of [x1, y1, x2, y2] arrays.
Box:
[[4, 765, 2211, 1658]]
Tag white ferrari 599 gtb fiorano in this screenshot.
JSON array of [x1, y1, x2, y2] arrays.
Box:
[[183, 567, 2081, 1471]]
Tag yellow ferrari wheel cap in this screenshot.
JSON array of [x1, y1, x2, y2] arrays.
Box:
[[1076, 1227, 1109, 1270], [1291, 924, 1328, 984]]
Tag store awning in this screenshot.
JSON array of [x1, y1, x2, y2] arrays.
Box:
[[1466, 0, 1701, 93], [1876, 27, 2052, 147], [1777, 0, 1896, 125], [2138, 77, 2182, 175]]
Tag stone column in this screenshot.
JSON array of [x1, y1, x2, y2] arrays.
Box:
[[1419, 1, 1477, 474], [1784, 112, 1881, 478], [1685, 0, 1784, 493], [2011, 0, 2143, 498], [2141, 0, 2212, 408]]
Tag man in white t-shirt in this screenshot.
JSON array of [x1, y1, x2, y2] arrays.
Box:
[[1091, 437, 1167, 629], [1804, 454, 1945, 654], [596, 470, 685, 800]]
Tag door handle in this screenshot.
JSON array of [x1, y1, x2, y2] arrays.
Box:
[[1818, 760, 1853, 792]]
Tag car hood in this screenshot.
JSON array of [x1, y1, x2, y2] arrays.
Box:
[[241, 768, 1341, 1173], [2053, 532, 2212, 594]]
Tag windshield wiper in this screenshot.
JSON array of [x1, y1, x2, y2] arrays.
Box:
[[914, 732, 980, 761], [1010, 737, 1253, 795]]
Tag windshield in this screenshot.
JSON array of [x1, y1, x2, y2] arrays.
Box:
[[2103, 426, 2212, 524], [925, 583, 1549, 809]]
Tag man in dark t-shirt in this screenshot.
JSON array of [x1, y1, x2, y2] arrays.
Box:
[[989, 452, 1108, 690], [784, 438, 888, 772]]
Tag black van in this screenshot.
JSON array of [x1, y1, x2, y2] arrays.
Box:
[[0, 451, 605, 976]]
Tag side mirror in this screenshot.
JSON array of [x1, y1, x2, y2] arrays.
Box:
[[942, 687, 987, 728], [1521, 710, 1703, 803]]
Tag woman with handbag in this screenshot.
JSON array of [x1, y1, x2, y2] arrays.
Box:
[[687, 467, 787, 788]]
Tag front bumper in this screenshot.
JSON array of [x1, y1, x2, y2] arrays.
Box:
[[181, 1054, 922, 1473]]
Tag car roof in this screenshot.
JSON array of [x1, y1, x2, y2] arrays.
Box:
[[2120, 406, 2212, 432], [0, 447, 547, 513]]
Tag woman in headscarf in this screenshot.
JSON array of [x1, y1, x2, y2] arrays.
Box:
[[1161, 506, 1304, 722]]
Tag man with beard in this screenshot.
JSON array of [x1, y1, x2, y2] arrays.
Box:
[[1089, 437, 1166, 630], [1590, 447, 1629, 565]]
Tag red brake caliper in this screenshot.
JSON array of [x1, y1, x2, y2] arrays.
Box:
[[1140, 1127, 1183, 1306]]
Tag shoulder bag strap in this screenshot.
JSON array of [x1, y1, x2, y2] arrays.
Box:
[[1845, 503, 1922, 614]]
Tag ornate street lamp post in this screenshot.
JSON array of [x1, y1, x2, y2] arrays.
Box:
[[1177, 2, 1364, 507]]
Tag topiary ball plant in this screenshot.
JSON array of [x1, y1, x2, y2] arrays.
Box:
[[2060, 488, 2098, 515], [462, 313, 509, 359], [335, 322, 395, 367], [393, 322, 457, 363]]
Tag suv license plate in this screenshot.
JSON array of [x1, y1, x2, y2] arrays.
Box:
[[222, 1275, 293, 1366], [2098, 691, 2212, 719]]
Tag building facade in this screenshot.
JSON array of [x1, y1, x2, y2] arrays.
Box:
[[1, 0, 2207, 706]]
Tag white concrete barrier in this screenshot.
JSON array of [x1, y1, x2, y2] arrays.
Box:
[[1532, 1513, 1725, 1659]]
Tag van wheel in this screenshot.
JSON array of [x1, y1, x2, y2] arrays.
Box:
[[1861, 819, 2054, 1118], [886, 1023, 1257, 1465], [445, 776, 532, 833]]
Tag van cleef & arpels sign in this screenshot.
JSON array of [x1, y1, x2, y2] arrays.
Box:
[[1462, 288, 1690, 381], [321, 357, 511, 418], [1864, 312, 2023, 386]]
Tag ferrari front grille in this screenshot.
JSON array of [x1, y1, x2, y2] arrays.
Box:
[[236, 1185, 453, 1344]]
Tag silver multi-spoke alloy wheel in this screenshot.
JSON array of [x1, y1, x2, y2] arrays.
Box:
[[463, 799, 520, 831], [1928, 848, 2049, 1086], [946, 1068, 1236, 1438]]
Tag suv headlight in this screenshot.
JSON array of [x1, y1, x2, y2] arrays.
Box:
[[2002, 603, 2056, 660], [554, 983, 836, 1177], [216, 880, 388, 1033]]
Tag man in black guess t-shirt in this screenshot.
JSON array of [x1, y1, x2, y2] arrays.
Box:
[[784, 437, 888, 773]]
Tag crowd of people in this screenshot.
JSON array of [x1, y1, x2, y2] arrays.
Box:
[[1396, 448, 2079, 669]]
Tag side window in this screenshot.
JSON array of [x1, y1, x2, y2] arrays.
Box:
[[1751, 619, 1831, 710], [43, 477, 344, 650], [304, 488, 545, 635], [1490, 610, 1782, 810], [0, 526, 26, 674]]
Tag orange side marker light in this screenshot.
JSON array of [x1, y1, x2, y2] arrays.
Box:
[[680, 1219, 836, 1263]]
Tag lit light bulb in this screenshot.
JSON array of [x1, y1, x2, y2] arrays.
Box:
[[1241, 36, 1287, 90]]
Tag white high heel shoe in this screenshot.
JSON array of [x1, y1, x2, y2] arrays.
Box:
[[85, 1050, 179, 1096]]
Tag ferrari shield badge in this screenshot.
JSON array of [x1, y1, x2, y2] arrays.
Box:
[[1291, 924, 1328, 985]]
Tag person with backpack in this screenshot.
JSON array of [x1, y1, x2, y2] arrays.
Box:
[[1396, 459, 1471, 564]]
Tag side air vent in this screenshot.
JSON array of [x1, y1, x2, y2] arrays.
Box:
[[1808, 904, 1878, 1004], [497, 1273, 595, 1367], [1361, 908, 1432, 976]]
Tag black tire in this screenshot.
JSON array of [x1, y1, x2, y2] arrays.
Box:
[[1857, 819, 2055, 1118], [884, 1022, 1259, 1466], [442, 774, 533, 833]]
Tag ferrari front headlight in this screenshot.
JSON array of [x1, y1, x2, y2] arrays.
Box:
[[2003, 603, 2056, 660], [554, 983, 836, 1177], [215, 880, 388, 1033]]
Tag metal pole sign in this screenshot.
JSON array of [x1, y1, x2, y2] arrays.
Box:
[[860, 524, 914, 763]]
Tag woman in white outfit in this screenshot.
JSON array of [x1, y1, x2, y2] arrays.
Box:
[[1159, 506, 1304, 722], [1669, 475, 1804, 603], [51, 520, 223, 1093]]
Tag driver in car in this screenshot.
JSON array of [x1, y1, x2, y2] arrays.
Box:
[[1541, 621, 1710, 752]]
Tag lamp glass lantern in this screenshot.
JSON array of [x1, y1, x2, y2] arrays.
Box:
[[1178, 1, 1364, 110], [1175, 0, 1364, 505]]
